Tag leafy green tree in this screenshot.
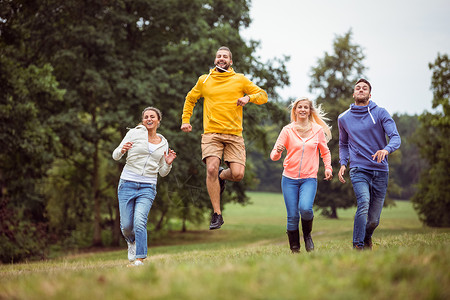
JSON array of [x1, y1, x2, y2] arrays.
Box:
[[1, 0, 290, 256], [152, 6, 290, 231], [412, 53, 450, 227], [390, 114, 426, 199], [308, 30, 367, 218], [0, 1, 66, 260]]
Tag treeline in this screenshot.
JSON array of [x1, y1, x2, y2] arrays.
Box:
[[1, 1, 448, 263], [0, 0, 290, 263]]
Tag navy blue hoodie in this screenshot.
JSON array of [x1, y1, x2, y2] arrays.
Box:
[[338, 101, 401, 171]]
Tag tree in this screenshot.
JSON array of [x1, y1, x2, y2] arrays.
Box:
[[411, 53, 450, 227], [390, 114, 426, 199], [308, 30, 367, 218], [0, 0, 66, 261], [1, 0, 290, 258]]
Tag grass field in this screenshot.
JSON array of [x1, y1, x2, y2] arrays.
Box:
[[1, 192, 449, 300]]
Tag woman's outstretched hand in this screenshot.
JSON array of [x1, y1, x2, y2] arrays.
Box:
[[121, 142, 133, 154], [164, 148, 177, 165], [276, 144, 286, 153]]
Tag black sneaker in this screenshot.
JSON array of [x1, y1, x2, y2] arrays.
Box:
[[218, 167, 226, 195], [209, 212, 224, 230]]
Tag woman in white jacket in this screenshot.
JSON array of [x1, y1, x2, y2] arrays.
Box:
[[112, 107, 176, 266]]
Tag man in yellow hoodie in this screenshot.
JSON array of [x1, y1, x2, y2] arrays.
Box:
[[181, 46, 268, 230]]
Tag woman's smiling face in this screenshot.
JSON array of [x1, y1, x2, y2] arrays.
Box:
[[295, 100, 311, 121], [142, 109, 160, 130]]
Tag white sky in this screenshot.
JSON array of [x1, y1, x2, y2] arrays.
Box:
[[241, 0, 450, 115]]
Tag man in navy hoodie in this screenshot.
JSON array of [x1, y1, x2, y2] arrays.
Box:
[[338, 79, 401, 250]]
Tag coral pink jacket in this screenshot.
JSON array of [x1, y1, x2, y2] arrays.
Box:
[[270, 122, 332, 179]]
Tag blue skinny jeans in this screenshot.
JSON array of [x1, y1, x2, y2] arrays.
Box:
[[281, 176, 317, 231], [117, 179, 156, 259], [349, 167, 389, 248]]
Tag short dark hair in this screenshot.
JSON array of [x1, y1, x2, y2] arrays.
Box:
[[217, 46, 232, 60], [356, 78, 371, 93]]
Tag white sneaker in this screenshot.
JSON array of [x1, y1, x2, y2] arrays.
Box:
[[127, 241, 136, 262], [127, 260, 144, 267]]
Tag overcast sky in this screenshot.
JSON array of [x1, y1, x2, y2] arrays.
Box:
[[241, 0, 450, 115]]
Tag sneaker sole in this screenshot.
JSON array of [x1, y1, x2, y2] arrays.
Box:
[[209, 222, 224, 230], [127, 262, 144, 267]]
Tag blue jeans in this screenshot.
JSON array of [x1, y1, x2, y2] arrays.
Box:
[[281, 176, 317, 231], [117, 179, 156, 259], [349, 167, 389, 248]]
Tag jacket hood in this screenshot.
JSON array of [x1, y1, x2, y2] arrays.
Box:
[[350, 101, 378, 124], [203, 67, 236, 83], [286, 121, 324, 136], [133, 125, 168, 143], [350, 100, 377, 112]]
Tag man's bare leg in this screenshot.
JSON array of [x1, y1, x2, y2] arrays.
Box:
[[220, 162, 245, 182], [205, 156, 222, 214]]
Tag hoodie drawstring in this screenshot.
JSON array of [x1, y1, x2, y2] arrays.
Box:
[[203, 66, 232, 84], [368, 106, 376, 124], [203, 69, 213, 84]]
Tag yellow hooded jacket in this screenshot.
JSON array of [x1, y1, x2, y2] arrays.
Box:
[[182, 67, 268, 136]]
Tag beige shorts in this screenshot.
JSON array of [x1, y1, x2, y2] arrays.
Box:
[[201, 133, 246, 166]]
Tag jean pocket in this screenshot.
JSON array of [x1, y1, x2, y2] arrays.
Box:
[[150, 184, 157, 198], [118, 179, 125, 192], [349, 167, 358, 177]]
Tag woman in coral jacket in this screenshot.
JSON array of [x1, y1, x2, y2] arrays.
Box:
[[112, 107, 177, 266], [270, 97, 333, 253]]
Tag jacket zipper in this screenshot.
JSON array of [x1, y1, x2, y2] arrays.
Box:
[[141, 141, 165, 176], [296, 132, 319, 178], [297, 141, 305, 178], [141, 154, 151, 176]]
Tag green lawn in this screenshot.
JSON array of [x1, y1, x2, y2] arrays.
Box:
[[1, 192, 449, 300]]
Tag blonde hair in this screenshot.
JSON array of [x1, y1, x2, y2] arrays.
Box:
[[289, 97, 332, 142]]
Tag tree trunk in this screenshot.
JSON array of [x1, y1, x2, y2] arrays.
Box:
[[182, 217, 187, 232], [92, 138, 102, 246], [155, 209, 167, 232], [111, 158, 123, 246], [330, 205, 338, 219]]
